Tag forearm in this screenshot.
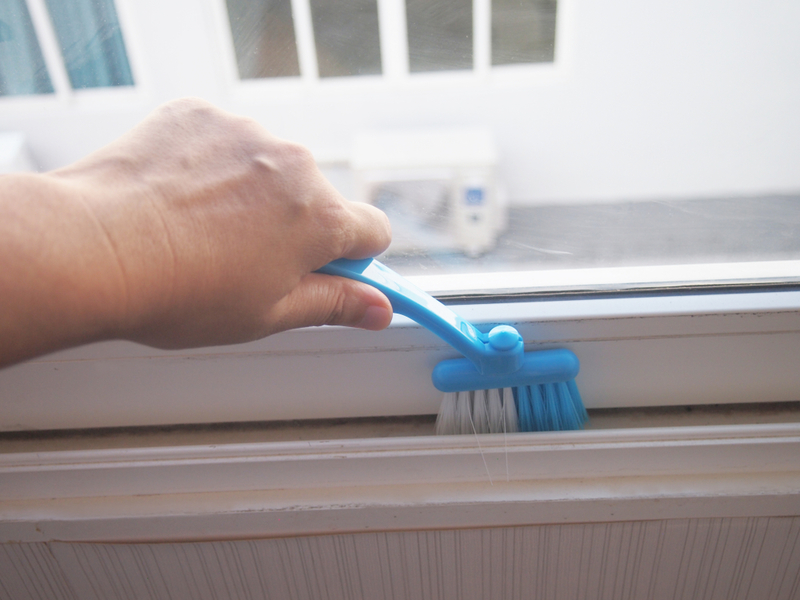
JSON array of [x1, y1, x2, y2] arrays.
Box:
[[0, 173, 126, 366]]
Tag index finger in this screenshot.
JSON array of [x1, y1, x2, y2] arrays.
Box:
[[337, 200, 392, 260]]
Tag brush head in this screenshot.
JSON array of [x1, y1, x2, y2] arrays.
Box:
[[515, 380, 588, 431], [432, 348, 580, 393], [435, 388, 520, 435], [434, 380, 587, 434], [432, 349, 587, 434]]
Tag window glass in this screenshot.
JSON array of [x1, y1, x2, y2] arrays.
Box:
[[371, 180, 453, 253], [4, 0, 797, 294], [43, 0, 133, 89], [406, 0, 473, 73], [0, 0, 54, 96], [226, 0, 300, 79], [309, 0, 381, 78], [492, 0, 556, 65], [379, 197, 800, 277]]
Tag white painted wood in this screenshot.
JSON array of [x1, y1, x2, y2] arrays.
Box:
[[2, 422, 799, 501], [3, 518, 799, 599], [49, 520, 797, 600], [0, 423, 798, 543], [207, 0, 244, 89], [111, 0, 145, 92]]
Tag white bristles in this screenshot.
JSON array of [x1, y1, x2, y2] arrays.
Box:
[[455, 391, 472, 434], [502, 387, 519, 433], [435, 392, 458, 435], [487, 388, 504, 433], [472, 389, 489, 433], [435, 388, 520, 435]]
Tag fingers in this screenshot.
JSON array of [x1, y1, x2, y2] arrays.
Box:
[[337, 201, 392, 260], [269, 273, 393, 333]]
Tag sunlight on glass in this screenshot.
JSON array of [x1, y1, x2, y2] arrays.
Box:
[[44, 0, 133, 89], [227, 0, 300, 79], [371, 180, 453, 252], [0, 0, 54, 96], [380, 198, 800, 276], [406, 0, 473, 72], [310, 0, 381, 77], [492, 0, 556, 65]]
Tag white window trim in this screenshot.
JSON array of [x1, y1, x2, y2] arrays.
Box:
[[2, 260, 799, 431], [211, 0, 567, 103], [2, 0, 144, 108], [1, 421, 798, 543], [417, 259, 800, 297]]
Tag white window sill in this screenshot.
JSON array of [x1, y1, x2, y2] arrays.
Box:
[[1, 419, 798, 543]]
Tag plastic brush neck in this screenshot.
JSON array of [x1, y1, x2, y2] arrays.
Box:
[[317, 258, 523, 375]]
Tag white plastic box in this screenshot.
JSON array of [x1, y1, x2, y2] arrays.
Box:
[[351, 129, 505, 257]]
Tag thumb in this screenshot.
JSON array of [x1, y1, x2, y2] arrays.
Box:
[[269, 273, 393, 333]]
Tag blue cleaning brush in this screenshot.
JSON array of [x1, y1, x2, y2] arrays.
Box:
[[318, 258, 587, 435]]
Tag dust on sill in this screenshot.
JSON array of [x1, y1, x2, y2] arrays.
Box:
[[0, 402, 798, 454]]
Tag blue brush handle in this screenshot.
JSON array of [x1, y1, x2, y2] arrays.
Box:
[[318, 258, 524, 375]]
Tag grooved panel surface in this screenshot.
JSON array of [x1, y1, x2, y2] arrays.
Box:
[[0, 543, 75, 600], [2, 517, 799, 599]]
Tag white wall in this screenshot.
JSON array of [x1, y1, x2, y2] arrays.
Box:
[[1, 0, 798, 204]]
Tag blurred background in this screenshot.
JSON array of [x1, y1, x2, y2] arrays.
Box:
[[2, 0, 799, 284]]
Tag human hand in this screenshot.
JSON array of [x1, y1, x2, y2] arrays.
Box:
[[54, 98, 393, 349]]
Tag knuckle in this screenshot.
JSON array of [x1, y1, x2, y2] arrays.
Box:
[[277, 141, 316, 171], [162, 97, 216, 120]]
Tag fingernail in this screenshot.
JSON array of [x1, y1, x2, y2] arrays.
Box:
[[357, 305, 392, 330]]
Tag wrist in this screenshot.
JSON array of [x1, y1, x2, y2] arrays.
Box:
[[49, 166, 177, 343], [0, 172, 133, 364]]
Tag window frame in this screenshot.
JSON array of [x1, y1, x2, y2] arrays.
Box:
[[1, 0, 143, 105], [2, 260, 799, 432], [0, 0, 798, 431], [212, 0, 567, 92]]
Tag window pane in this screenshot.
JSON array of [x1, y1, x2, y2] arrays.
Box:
[[44, 0, 133, 89], [0, 0, 54, 96], [380, 197, 800, 277], [226, 0, 300, 79], [492, 0, 556, 65], [371, 180, 453, 252], [309, 0, 381, 78], [406, 0, 473, 73]]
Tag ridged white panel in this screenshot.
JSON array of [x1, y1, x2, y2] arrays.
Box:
[[0, 543, 76, 600], [6, 517, 791, 600]]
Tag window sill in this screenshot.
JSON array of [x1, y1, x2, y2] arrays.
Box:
[[1, 419, 798, 543]]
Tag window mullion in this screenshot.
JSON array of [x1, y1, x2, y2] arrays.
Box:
[[474, 0, 491, 75], [376, 0, 409, 79], [24, 0, 71, 96], [290, 0, 319, 81]]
